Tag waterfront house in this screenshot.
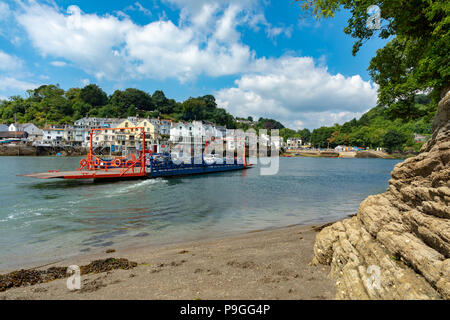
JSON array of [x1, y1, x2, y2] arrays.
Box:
[[192, 121, 217, 141], [139, 119, 160, 139], [170, 122, 193, 144], [137, 119, 160, 152], [41, 125, 67, 146], [8, 123, 42, 142], [93, 127, 117, 150], [0, 131, 28, 141], [74, 117, 123, 129], [159, 119, 171, 136], [286, 138, 302, 149], [111, 119, 140, 151], [74, 117, 125, 148], [71, 125, 90, 147], [170, 121, 226, 149]]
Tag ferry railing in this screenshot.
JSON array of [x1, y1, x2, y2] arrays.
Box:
[[77, 127, 147, 177]]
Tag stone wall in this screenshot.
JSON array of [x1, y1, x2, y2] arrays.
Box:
[[312, 92, 450, 299]]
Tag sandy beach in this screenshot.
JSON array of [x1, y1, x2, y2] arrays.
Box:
[[0, 224, 335, 300]]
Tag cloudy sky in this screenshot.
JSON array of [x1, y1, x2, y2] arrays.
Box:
[[0, 0, 386, 129]]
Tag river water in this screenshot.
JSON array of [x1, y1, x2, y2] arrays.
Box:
[[0, 156, 402, 269]]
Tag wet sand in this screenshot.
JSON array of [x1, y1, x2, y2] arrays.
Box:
[[0, 224, 335, 300]]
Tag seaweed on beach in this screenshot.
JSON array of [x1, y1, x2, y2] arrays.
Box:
[[80, 258, 137, 274], [0, 258, 137, 292]]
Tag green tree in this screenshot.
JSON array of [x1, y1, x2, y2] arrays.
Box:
[[80, 84, 108, 107], [297, 0, 449, 116], [311, 126, 334, 148], [383, 130, 407, 153], [298, 128, 311, 143], [181, 98, 207, 121], [255, 118, 285, 130], [110, 88, 153, 111]]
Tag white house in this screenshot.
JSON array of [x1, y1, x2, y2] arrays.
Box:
[[334, 145, 348, 152], [74, 117, 123, 129], [41, 125, 67, 146], [192, 121, 216, 141], [159, 120, 171, 136], [170, 122, 193, 143], [286, 138, 302, 149], [71, 125, 90, 147]]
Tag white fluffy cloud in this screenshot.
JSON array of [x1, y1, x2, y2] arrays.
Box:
[[0, 2, 11, 21], [17, 4, 134, 80], [15, 0, 292, 82], [0, 50, 23, 71], [0, 50, 38, 94], [216, 56, 377, 129], [50, 60, 67, 67], [14, 1, 259, 81], [0, 76, 38, 92]]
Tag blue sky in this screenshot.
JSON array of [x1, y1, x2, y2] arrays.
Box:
[[0, 0, 388, 129]]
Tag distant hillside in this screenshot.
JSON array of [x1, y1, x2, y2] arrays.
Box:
[[0, 85, 436, 153], [0, 84, 289, 134], [309, 94, 436, 152]]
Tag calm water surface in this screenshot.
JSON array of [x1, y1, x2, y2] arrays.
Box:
[[0, 156, 402, 269]]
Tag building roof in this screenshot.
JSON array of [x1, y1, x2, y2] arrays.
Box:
[[10, 123, 37, 129], [0, 131, 28, 138]]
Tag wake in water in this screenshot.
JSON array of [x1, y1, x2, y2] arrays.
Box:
[[2, 179, 168, 224], [116, 178, 167, 194]]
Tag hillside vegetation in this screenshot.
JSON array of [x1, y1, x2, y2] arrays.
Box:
[[309, 95, 436, 152], [0, 84, 436, 153]]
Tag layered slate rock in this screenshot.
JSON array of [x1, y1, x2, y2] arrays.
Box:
[[313, 92, 450, 299]]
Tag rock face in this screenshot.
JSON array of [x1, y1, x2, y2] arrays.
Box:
[[313, 92, 450, 299]]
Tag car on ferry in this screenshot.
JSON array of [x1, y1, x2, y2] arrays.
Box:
[[204, 154, 225, 165]]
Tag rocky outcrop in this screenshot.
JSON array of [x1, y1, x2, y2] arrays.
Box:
[[355, 150, 392, 159], [313, 92, 450, 299]]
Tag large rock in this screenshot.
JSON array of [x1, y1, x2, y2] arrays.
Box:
[[313, 92, 450, 299]]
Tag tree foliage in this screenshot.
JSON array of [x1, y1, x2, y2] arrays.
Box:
[[80, 84, 108, 107], [297, 0, 449, 117], [383, 129, 407, 153], [0, 84, 237, 130], [307, 94, 434, 152]]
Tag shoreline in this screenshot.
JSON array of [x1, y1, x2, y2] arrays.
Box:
[[0, 223, 336, 300]]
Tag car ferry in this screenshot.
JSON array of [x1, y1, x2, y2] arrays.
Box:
[[20, 127, 252, 181]]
